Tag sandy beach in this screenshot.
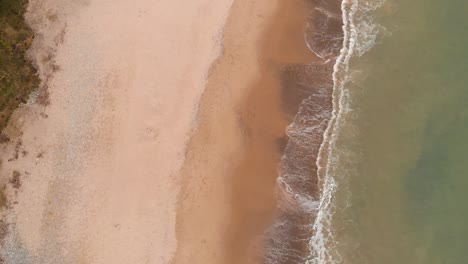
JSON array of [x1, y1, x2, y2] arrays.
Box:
[[1, 0, 232, 262], [4, 0, 462, 263], [0, 0, 324, 263]]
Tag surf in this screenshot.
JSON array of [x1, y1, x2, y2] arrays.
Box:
[[309, 0, 385, 263], [263, 0, 386, 263]]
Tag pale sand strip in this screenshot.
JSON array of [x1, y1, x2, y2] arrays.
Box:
[[0, 0, 232, 263]]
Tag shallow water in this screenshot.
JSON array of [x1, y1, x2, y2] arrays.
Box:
[[321, 0, 468, 263]]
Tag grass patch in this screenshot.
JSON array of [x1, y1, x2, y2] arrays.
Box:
[[0, 0, 38, 213], [0, 0, 40, 130]]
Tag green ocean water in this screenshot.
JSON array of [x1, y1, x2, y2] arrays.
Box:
[[329, 0, 468, 263]]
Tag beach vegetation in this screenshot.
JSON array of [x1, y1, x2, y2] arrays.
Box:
[[0, 0, 39, 130]]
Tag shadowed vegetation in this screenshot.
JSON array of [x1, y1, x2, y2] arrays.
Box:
[[0, 0, 39, 131], [0, 0, 37, 214]]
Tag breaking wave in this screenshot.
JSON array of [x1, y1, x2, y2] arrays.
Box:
[[264, 0, 385, 263]]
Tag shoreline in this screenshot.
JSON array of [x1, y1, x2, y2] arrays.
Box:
[[261, 0, 343, 262]]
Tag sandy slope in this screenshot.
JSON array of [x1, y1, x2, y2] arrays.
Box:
[[0, 0, 232, 263]]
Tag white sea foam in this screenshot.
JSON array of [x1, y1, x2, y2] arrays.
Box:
[[307, 0, 385, 263]]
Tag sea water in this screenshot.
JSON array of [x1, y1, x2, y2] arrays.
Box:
[[310, 0, 468, 263]]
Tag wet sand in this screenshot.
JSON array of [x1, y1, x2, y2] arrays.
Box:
[[173, 0, 322, 263]]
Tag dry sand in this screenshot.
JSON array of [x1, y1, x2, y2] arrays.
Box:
[[0, 0, 232, 263]]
